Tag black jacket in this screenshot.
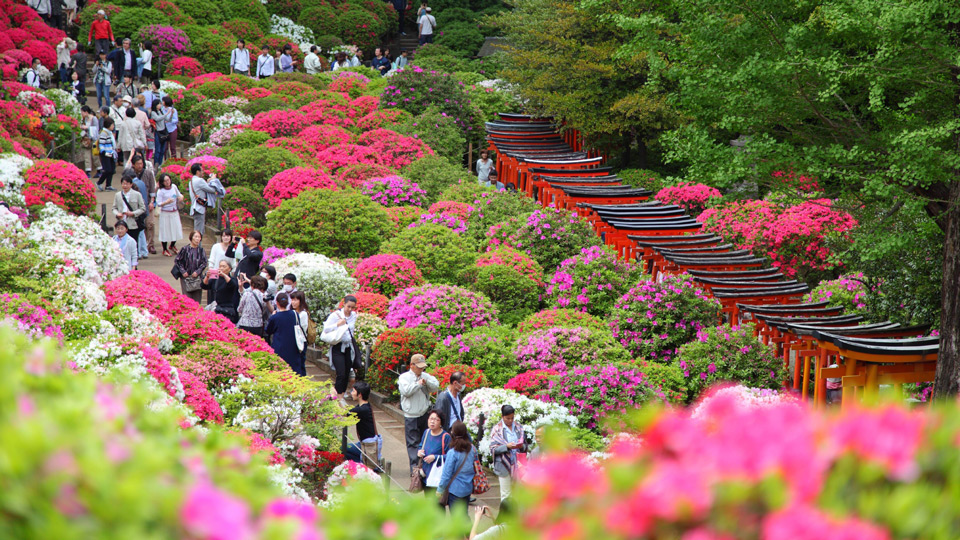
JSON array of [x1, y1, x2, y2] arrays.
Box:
[[201, 275, 238, 308], [226, 243, 263, 280], [434, 389, 465, 430], [107, 47, 134, 80]]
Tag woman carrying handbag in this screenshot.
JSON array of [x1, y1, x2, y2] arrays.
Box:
[[320, 294, 360, 400], [437, 421, 476, 516], [416, 409, 451, 495]]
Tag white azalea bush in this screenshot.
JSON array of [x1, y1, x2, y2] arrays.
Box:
[[26, 203, 128, 284], [354, 312, 387, 349], [211, 110, 253, 133], [269, 14, 315, 49], [158, 79, 185, 94], [272, 253, 355, 314], [44, 88, 81, 120], [44, 274, 108, 313], [462, 387, 578, 466], [0, 153, 31, 205], [322, 461, 382, 505]]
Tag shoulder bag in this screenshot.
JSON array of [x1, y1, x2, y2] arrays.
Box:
[[472, 453, 490, 495], [306, 316, 318, 345], [121, 191, 146, 230], [294, 313, 307, 352], [320, 318, 348, 345], [438, 446, 472, 506]]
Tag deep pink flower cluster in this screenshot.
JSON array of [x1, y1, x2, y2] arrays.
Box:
[[407, 212, 466, 233], [545, 364, 664, 429], [654, 182, 722, 215], [315, 144, 379, 172], [350, 95, 379, 117], [244, 87, 273, 100], [485, 207, 600, 272], [23, 159, 95, 215], [177, 370, 224, 424], [141, 345, 182, 400], [361, 175, 428, 207], [356, 109, 410, 132], [353, 254, 424, 298], [503, 369, 559, 397], [297, 124, 354, 152], [772, 170, 821, 193], [429, 201, 472, 220], [229, 429, 286, 465], [181, 156, 227, 185], [263, 167, 337, 208], [251, 110, 311, 137], [136, 25, 190, 66], [167, 309, 272, 354], [262, 246, 296, 266], [515, 326, 629, 371], [385, 284, 499, 338], [357, 128, 433, 169], [104, 271, 196, 323], [167, 57, 203, 77]]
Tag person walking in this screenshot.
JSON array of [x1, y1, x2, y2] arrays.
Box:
[[398, 354, 440, 473], [434, 371, 466, 431], [417, 409, 451, 495], [115, 72, 138, 102], [161, 96, 179, 159], [112, 220, 138, 271], [24, 58, 41, 89], [80, 105, 99, 178], [392, 0, 407, 35], [489, 405, 525, 501], [256, 47, 275, 79], [202, 259, 239, 323], [188, 162, 218, 234], [87, 10, 115, 56], [230, 39, 250, 75], [93, 51, 112, 108], [279, 44, 295, 73], [237, 275, 269, 336], [137, 40, 153, 83], [149, 100, 167, 167], [266, 292, 305, 375], [418, 7, 437, 46], [304, 45, 322, 74], [69, 71, 85, 103], [173, 230, 208, 303], [290, 290, 310, 369], [155, 172, 183, 257], [438, 420, 476, 516], [112, 174, 146, 253], [128, 154, 156, 255], [56, 38, 74, 86], [476, 150, 495, 187], [117, 106, 144, 167], [322, 295, 359, 399], [96, 117, 118, 191]]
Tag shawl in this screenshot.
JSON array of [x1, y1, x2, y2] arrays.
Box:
[[490, 419, 525, 476]]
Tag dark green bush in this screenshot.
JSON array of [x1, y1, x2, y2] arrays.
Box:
[[468, 265, 541, 326], [428, 325, 519, 386], [173, 0, 224, 25], [336, 8, 382, 52], [618, 169, 667, 192], [187, 99, 234, 125], [109, 8, 170, 42], [225, 147, 302, 190], [183, 25, 236, 73], [195, 80, 241, 100], [299, 6, 340, 38], [222, 19, 265, 43], [438, 179, 493, 204], [315, 35, 343, 52], [271, 72, 327, 90], [380, 224, 477, 284], [401, 155, 473, 203], [264, 0, 301, 16], [436, 22, 485, 57], [393, 107, 466, 163], [225, 129, 271, 150], [263, 188, 392, 258], [465, 189, 541, 242], [435, 7, 477, 26], [220, 0, 270, 31], [222, 186, 269, 226], [241, 96, 292, 117]]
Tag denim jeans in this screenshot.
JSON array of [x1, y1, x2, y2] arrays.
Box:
[[344, 442, 362, 463], [154, 136, 167, 167], [95, 81, 109, 108]]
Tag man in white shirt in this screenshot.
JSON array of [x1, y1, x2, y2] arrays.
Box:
[[230, 39, 250, 76], [24, 58, 41, 88], [304, 45, 323, 74], [397, 354, 439, 473], [255, 46, 275, 79], [418, 7, 436, 46]]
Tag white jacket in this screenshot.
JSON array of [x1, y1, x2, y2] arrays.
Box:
[[117, 117, 144, 152], [397, 369, 439, 418]]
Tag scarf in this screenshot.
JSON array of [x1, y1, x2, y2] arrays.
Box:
[[490, 419, 524, 476]]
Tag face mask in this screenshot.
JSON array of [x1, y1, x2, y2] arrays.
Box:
[[260, 272, 269, 280], [282, 284, 293, 293]]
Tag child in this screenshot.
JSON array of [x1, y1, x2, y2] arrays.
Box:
[[476, 150, 495, 187], [70, 70, 85, 103]]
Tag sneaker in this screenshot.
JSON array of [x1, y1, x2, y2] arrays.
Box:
[[105, 187, 117, 191], [96, 184, 103, 192], [401, 32, 407, 35]]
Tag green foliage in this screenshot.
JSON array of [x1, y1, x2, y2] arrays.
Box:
[[225, 129, 271, 150], [187, 99, 233, 125], [636, 360, 687, 405], [263, 188, 392, 258], [438, 179, 494, 204], [465, 189, 541, 242], [222, 186, 268, 226], [380, 224, 477, 285], [109, 8, 170, 42], [411, 53, 474, 75], [195, 79, 241, 100], [429, 325, 519, 387], [315, 35, 343, 52], [183, 25, 236, 73], [299, 6, 339, 37], [400, 155, 473, 204], [220, 0, 270, 31], [225, 147, 301, 190], [336, 8, 382, 52], [394, 106, 466, 164], [618, 168, 666, 192], [240, 96, 292, 117], [468, 265, 540, 326], [676, 324, 785, 402], [270, 72, 328, 91], [466, 83, 521, 126], [436, 21, 485, 57], [173, 0, 224, 25]]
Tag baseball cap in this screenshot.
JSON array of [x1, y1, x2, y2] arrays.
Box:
[[411, 354, 427, 368], [122, 95, 133, 103], [426, 7, 432, 11]]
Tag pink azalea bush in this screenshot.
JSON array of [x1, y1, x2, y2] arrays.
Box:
[[0, 292, 63, 343], [516, 308, 608, 336], [353, 254, 424, 298], [250, 110, 311, 137], [503, 369, 559, 397], [385, 284, 498, 338], [361, 175, 428, 207], [22, 159, 95, 215], [544, 364, 665, 429], [609, 273, 722, 361], [262, 167, 337, 208], [316, 144, 379, 172], [544, 245, 645, 317], [407, 212, 466, 233], [473, 246, 544, 287], [178, 370, 225, 423], [167, 56, 203, 77], [486, 207, 601, 272], [104, 271, 196, 323], [262, 246, 296, 266], [807, 272, 870, 314], [336, 162, 397, 189], [654, 182, 722, 215], [357, 128, 433, 169], [298, 124, 354, 152], [429, 201, 472, 220], [515, 326, 632, 371]]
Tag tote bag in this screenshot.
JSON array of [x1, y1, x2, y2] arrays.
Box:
[[425, 455, 445, 488]]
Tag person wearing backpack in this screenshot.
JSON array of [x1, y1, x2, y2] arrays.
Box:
[[237, 275, 270, 337], [438, 421, 476, 516], [24, 58, 42, 89]]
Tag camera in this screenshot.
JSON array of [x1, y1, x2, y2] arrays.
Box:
[[264, 293, 275, 302]]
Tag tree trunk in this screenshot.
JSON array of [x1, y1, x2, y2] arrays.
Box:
[[635, 132, 648, 169], [934, 178, 960, 398]]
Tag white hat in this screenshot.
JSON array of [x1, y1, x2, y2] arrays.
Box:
[[122, 95, 133, 103], [425, 7, 432, 11], [97, 9, 105, 15]]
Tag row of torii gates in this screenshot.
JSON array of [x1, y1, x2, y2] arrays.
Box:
[[486, 113, 938, 407]]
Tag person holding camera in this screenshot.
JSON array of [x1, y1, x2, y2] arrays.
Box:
[[188, 163, 219, 234], [398, 354, 440, 474], [226, 231, 264, 307], [207, 229, 235, 305], [489, 405, 526, 501], [202, 258, 239, 324], [469, 499, 513, 540], [237, 275, 271, 337]]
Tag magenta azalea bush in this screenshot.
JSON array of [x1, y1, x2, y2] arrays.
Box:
[[486, 207, 601, 272], [361, 175, 428, 207], [407, 212, 466, 233], [545, 364, 665, 430], [515, 326, 632, 372], [353, 254, 424, 298], [385, 284, 498, 338], [544, 245, 645, 317], [609, 273, 722, 361], [262, 246, 296, 266], [262, 167, 337, 208], [654, 182, 722, 215], [136, 25, 190, 66], [0, 293, 63, 343]]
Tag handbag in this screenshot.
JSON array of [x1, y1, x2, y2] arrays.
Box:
[[438, 447, 472, 506], [294, 315, 307, 352], [425, 455, 445, 487], [216, 305, 239, 324], [306, 317, 317, 345], [410, 458, 425, 493], [320, 321, 347, 345], [183, 276, 202, 292], [472, 456, 490, 495], [121, 191, 146, 230]]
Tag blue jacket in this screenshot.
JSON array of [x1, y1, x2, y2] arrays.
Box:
[[439, 446, 475, 498]]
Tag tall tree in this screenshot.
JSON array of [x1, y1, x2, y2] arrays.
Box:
[[494, 0, 678, 165], [611, 0, 960, 395]]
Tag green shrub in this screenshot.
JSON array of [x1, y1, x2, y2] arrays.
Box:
[[223, 73, 264, 90], [183, 25, 236, 73], [464, 189, 541, 242], [485, 207, 602, 272], [401, 155, 473, 203], [380, 223, 477, 284], [636, 361, 688, 404], [264, 0, 301, 16], [411, 53, 474, 74], [468, 264, 541, 326], [271, 72, 327, 90], [110, 8, 170, 42], [220, 0, 271, 31], [187, 99, 234, 125], [544, 246, 646, 318], [675, 324, 785, 402], [428, 325, 519, 387], [438, 179, 493, 204], [394, 106, 466, 164], [380, 65, 479, 139], [454, 71, 486, 85], [315, 35, 343, 52], [264, 188, 391, 258], [222, 18, 265, 43], [197, 80, 242, 100], [225, 147, 301, 190], [435, 7, 477, 26], [222, 186, 268, 226], [336, 8, 382, 52], [516, 308, 609, 336], [467, 83, 522, 125], [299, 6, 340, 37], [174, 0, 224, 25], [618, 168, 666, 192], [369, 327, 438, 399], [225, 129, 271, 150], [271, 81, 315, 96], [241, 96, 292, 116], [436, 21, 485, 57]]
